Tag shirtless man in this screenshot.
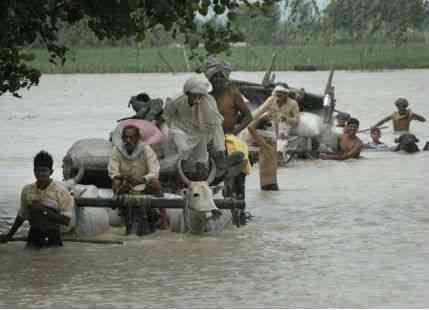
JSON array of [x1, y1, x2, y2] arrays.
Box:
[[205, 60, 252, 135], [372, 97, 426, 132], [320, 117, 363, 160]]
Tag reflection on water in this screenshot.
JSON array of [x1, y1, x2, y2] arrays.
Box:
[[1, 71, 429, 307]]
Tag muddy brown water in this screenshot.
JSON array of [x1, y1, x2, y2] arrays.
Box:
[[0, 71, 429, 307]]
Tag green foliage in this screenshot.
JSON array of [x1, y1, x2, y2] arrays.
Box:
[[324, 0, 428, 45], [0, 0, 281, 97], [28, 43, 429, 73], [0, 0, 82, 97]]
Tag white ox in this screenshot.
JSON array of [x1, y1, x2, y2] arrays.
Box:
[[62, 163, 119, 237], [167, 160, 233, 234], [63, 159, 232, 236]]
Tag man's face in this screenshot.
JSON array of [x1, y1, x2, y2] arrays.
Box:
[[34, 166, 53, 186], [397, 104, 408, 114], [210, 72, 227, 89], [275, 91, 289, 106], [371, 130, 381, 143], [345, 122, 359, 136], [122, 127, 139, 153], [187, 93, 204, 107]]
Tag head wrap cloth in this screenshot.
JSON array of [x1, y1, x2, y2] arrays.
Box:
[[204, 56, 232, 80], [183, 76, 212, 95]]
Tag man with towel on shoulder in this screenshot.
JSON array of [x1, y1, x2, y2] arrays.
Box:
[[163, 75, 227, 180]]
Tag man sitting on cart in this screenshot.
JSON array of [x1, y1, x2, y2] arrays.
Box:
[[108, 124, 168, 228]]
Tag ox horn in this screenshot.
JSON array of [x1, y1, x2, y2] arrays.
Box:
[[206, 158, 217, 185], [177, 159, 191, 186]]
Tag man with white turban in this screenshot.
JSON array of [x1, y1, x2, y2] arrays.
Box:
[[163, 76, 226, 179], [251, 85, 300, 139], [245, 85, 300, 190]]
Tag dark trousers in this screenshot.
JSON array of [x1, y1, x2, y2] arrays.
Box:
[[27, 227, 63, 248]]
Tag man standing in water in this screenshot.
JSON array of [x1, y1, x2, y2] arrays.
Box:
[[0, 151, 74, 247], [205, 57, 253, 136], [205, 57, 253, 199], [372, 97, 426, 132], [320, 118, 363, 160]]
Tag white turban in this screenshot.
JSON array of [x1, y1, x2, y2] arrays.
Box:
[[272, 85, 290, 95], [183, 76, 212, 95]]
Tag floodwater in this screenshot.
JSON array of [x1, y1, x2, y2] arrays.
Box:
[[1, 70, 429, 308]]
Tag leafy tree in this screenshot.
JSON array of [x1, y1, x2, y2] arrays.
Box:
[[0, 0, 280, 97], [323, 0, 428, 44]]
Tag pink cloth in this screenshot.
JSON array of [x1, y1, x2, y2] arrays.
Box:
[[118, 119, 166, 145]]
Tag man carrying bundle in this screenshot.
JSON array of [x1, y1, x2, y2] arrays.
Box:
[[0, 151, 74, 247]]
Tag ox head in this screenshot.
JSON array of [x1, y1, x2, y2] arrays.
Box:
[[177, 159, 222, 233], [394, 133, 420, 154]]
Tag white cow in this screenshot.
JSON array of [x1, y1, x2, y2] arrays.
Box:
[[167, 159, 233, 234], [62, 162, 119, 237]]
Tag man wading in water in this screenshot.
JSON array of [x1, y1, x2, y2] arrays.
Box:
[[205, 57, 253, 196], [0, 151, 74, 248], [320, 118, 363, 160], [372, 97, 426, 132]]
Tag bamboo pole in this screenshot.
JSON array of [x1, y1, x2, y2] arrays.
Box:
[[9, 236, 124, 245]]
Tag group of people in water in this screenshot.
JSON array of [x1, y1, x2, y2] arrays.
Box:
[[333, 97, 427, 155], [1, 57, 428, 248]]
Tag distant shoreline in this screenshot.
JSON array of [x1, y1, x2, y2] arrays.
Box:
[[29, 43, 429, 74]]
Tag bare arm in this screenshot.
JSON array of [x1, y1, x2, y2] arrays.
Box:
[[411, 112, 426, 122], [248, 124, 268, 148], [0, 215, 25, 243], [233, 93, 253, 135], [373, 115, 392, 128], [320, 141, 362, 160]]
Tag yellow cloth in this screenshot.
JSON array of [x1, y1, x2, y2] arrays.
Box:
[[19, 181, 75, 232], [225, 134, 251, 175]]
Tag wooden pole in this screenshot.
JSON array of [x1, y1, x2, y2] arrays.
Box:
[[74, 196, 246, 210], [9, 236, 124, 245]]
